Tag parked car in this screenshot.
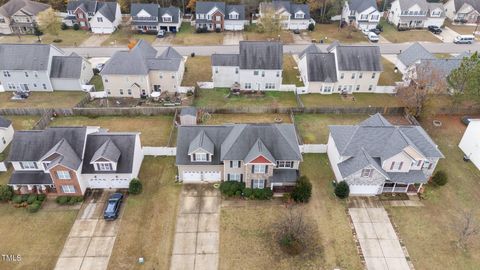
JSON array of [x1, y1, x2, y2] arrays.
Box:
[[104, 193, 123, 220], [293, 29, 301, 34], [428, 25, 442, 34], [157, 29, 165, 38], [461, 116, 473, 126], [367, 32, 379, 42], [370, 28, 381, 35], [362, 28, 370, 35], [454, 35, 475, 44]]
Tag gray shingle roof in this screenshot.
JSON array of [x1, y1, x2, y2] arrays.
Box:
[[272, 169, 298, 183], [225, 4, 245, 20], [9, 171, 53, 185], [39, 138, 82, 170], [211, 54, 239, 66], [398, 42, 434, 67], [398, 0, 428, 11], [347, 0, 378, 13], [90, 138, 121, 163], [306, 53, 337, 82], [82, 133, 137, 174], [338, 148, 388, 178], [239, 41, 283, 70], [299, 44, 321, 59], [130, 3, 159, 17], [67, 0, 98, 13], [333, 45, 383, 71], [415, 58, 462, 78], [159, 46, 183, 59], [260, 1, 310, 20], [180, 107, 197, 116], [50, 56, 83, 79], [0, 44, 53, 71], [159, 6, 180, 23], [0, 0, 49, 17], [455, 0, 480, 12], [244, 138, 276, 163], [97, 1, 117, 22], [196, 1, 225, 14], [188, 130, 214, 155], [0, 116, 12, 128]]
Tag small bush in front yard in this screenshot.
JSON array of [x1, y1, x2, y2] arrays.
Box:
[[27, 194, 38, 204], [219, 181, 245, 197], [0, 185, 13, 202], [12, 195, 23, 204], [253, 188, 273, 200], [37, 194, 46, 201], [291, 176, 312, 203], [21, 194, 29, 202], [274, 209, 318, 256], [432, 170, 448, 186], [334, 181, 350, 199], [308, 23, 315, 31], [243, 187, 253, 198], [129, 178, 143, 195], [56, 196, 69, 205], [27, 201, 42, 213], [73, 23, 80, 30], [61, 23, 68, 30]]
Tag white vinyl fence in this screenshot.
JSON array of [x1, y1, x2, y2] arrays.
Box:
[[89, 91, 107, 99], [300, 144, 327, 154], [143, 147, 176, 156], [0, 162, 7, 172]]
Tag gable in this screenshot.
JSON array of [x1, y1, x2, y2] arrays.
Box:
[[136, 9, 151, 17], [250, 155, 273, 164]]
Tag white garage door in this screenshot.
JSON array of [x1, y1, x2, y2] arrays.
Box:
[[234, 25, 243, 31], [224, 24, 233, 31], [89, 178, 129, 189], [203, 171, 221, 181], [349, 184, 382, 196], [183, 172, 202, 183]]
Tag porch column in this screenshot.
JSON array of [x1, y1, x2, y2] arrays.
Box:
[[418, 183, 423, 193], [271, 183, 273, 190], [27, 185, 33, 191], [393, 182, 396, 192]]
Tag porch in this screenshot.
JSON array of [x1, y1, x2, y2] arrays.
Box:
[[8, 171, 56, 194], [270, 169, 298, 194], [382, 182, 423, 194]]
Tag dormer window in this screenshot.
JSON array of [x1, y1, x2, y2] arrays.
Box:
[[294, 12, 304, 19], [229, 13, 238, 20], [96, 162, 113, 171], [163, 15, 172, 22]]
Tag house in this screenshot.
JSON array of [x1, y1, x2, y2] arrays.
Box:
[[402, 57, 463, 88], [327, 113, 444, 196], [101, 40, 185, 98], [445, 0, 480, 25], [0, 117, 14, 154], [342, 0, 381, 30], [259, 1, 313, 30], [297, 43, 384, 94], [195, 1, 247, 31], [130, 3, 181, 34], [387, 0, 446, 29], [459, 119, 480, 170], [176, 124, 302, 192], [212, 41, 283, 91], [0, 44, 93, 92], [179, 107, 197, 125], [395, 42, 434, 73], [64, 0, 121, 34], [6, 126, 143, 195], [0, 0, 49, 35]]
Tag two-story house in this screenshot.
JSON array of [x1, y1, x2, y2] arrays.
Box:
[[402, 55, 464, 89], [327, 113, 444, 196], [64, 0, 121, 34], [130, 3, 181, 33], [101, 40, 185, 98], [445, 0, 480, 25], [395, 42, 434, 73], [195, 1, 247, 31], [176, 124, 302, 192], [342, 0, 380, 30], [388, 0, 446, 29], [297, 43, 384, 94], [7, 126, 143, 196], [0, 0, 49, 35], [259, 1, 312, 30], [0, 44, 93, 92], [212, 41, 283, 91], [0, 117, 14, 154]]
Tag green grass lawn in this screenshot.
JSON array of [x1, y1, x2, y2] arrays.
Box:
[[49, 116, 173, 146], [194, 88, 298, 109], [282, 55, 304, 86], [2, 115, 40, 130], [243, 24, 294, 44], [378, 57, 403, 86], [201, 113, 292, 125], [89, 74, 104, 91], [182, 56, 212, 87], [0, 91, 86, 108], [0, 29, 91, 46], [101, 27, 156, 46], [379, 19, 441, 43], [300, 93, 402, 108], [108, 157, 181, 270], [308, 23, 367, 43], [172, 22, 224, 45]]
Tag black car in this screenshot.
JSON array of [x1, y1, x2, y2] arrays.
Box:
[[370, 28, 381, 35], [461, 116, 472, 126], [104, 193, 123, 220], [428, 25, 442, 34], [293, 29, 300, 34]]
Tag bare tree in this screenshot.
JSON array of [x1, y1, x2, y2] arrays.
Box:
[[257, 5, 282, 37], [452, 210, 480, 251], [37, 8, 61, 38]]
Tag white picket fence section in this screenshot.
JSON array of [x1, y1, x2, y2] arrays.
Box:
[[89, 91, 107, 99], [374, 85, 397, 94], [0, 162, 7, 172], [300, 144, 327, 154], [279, 84, 297, 92], [143, 147, 176, 156], [179, 86, 194, 94]]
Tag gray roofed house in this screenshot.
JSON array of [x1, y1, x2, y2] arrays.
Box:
[[331, 45, 383, 71], [239, 41, 283, 70], [188, 130, 215, 155], [211, 54, 239, 66], [347, 0, 378, 13], [130, 3, 159, 18], [50, 56, 84, 79], [306, 53, 337, 82], [454, 0, 480, 12], [0, 116, 12, 128], [195, 1, 246, 31], [66, 0, 98, 13], [159, 6, 181, 23], [0, 44, 52, 70], [0, 0, 49, 17], [0, 0, 50, 35], [196, 1, 226, 14], [259, 1, 311, 30], [225, 4, 246, 20], [96, 1, 117, 22], [397, 43, 434, 70], [260, 1, 310, 20], [299, 44, 321, 59]]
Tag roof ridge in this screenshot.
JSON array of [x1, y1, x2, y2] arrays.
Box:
[[274, 125, 300, 159]]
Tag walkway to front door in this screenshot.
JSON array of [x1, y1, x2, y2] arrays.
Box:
[[170, 185, 220, 270]]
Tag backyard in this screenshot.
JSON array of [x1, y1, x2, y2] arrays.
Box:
[[172, 23, 224, 45], [0, 91, 86, 109], [2, 115, 40, 130], [378, 57, 403, 86], [193, 89, 298, 109], [182, 56, 212, 87], [300, 93, 403, 108], [0, 29, 91, 46], [108, 157, 181, 270], [283, 55, 304, 86], [49, 116, 174, 146], [219, 154, 363, 270], [308, 23, 367, 43], [89, 74, 104, 91], [201, 113, 292, 125], [379, 19, 441, 43]]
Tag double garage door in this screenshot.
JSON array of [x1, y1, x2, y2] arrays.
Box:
[[89, 178, 130, 189], [224, 24, 243, 31], [183, 171, 221, 183], [348, 184, 382, 196]]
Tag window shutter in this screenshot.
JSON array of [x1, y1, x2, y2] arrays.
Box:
[[428, 163, 433, 169], [399, 162, 403, 170], [263, 179, 267, 189], [265, 165, 268, 173], [230, 161, 233, 168], [238, 161, 241, 168], [193, 154, 196, 161], [290, 161, 294, 168], [250, 180, 253, 188], [390, 162, 395, 170], [240, 174, 243, 182], [227, 174, 230, 181], [251, 165, 254, 173], [20, 162, 24, 169]]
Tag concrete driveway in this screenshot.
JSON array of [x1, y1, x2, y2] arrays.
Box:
[[170, 185, 220, 270], [435, 27, 460, 43], [80, 35, 110, 47], [55, 190, 123, 270], [223, 32, 243, 45], [349, 199, 412, 270], [292, 32, 312, 44]]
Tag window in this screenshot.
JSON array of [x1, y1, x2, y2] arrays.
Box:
[[57, 171, 71, 180], [7, 83, 15, 90], [340, 73, 344, 79], [3, 71, 10, 77], [194, 153, 207, 161], [360, 14, 368, 20], [368, 85, 373, 91], [356, 85, 360, 91], [254, 70, 259, 76], [253, 165, 266, 173], [235, 68, 238, 74], [323, 86, 332, 93], [34, 71, 38, 78], [33, 83, 37, 87], [337, 85, 342, 91], [295, 12, 304, 19], [61, 185, 76, 194], [78, 13, 84, 19], [215, 67, 219, 74], [351, 73, 355, 79], [0, 17, 5, 23], [24, 72, 29, 77], [371, 73, 376, 79], [265, 83, 275, 89], [276, 71, 280, 77], [390, 162, 395, 170], [371, 15, 379, 20], [97, 17, 103, 23], [42, 84, 47, 90], [163, 16, 172, 22], [216, 16, 221, 21], [361, 168, 373, 177], [245, 82, 252, 89], [127, 89, 132, 95], [229, 13, 238, 20], [230, 160, 241, 168], [398, 162, 403, 170], [96, 163, 112, 171], [104, 78, 108, 83], [261, 71, 265, 77], [359, 73, 363, 79], [416, 160, 423, 167], [252, 179, 265, 189], [277, 161, 293, 168], [21, 162, 37, 169], [229, 174, 241, 181], [2, 137, 5, 144], [120, 89, 124, 95]]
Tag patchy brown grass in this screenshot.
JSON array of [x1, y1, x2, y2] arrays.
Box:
[[201, 113, 292, 125], [308, 24, 367, 43], [378, 57, 403, 86], [172, 23, 224, 45], [194, 88, 298, 108], [283, 55, 304, 86], [182, 56, 212, 87], [300, 93, 402, 108], [0, 91, 86, 108], [2, 116, 40, 130], [380, 19, 441, 43], [0, 29, 91, 46]]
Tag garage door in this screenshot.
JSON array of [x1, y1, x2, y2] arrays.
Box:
[[224, 24, 233, 31], [183, 172, 202, 183], [203, 171, 221, 181], [349, 184, 382, 196], [89, 178, 130, 189], [234, 25, 243, 31]]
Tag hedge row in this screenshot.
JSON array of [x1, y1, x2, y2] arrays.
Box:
[[219, 181, 273, 200], [56, 196, 84, 205]]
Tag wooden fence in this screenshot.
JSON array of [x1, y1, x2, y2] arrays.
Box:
[[32, 109, 54, 130]]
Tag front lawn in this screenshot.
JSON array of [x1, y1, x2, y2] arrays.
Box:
[[243, 25, 294, 43], [182, 56, 212, 87], [308, 23, 367, 43], [386, 115, 480, 269], [201, 113, 292, 125], [300, 93, 402, 108], [283, 55, 304, 86], [379, 19, 441, 43], [194, 88, 298, 109], [445, 19, 479, 39], [101, 27, 156, 46], [49, 116, 174, 146], [107, 157, 181, 270], [0, 91, 86, 109], [220, 154, 362, 270], [172, 22, 224, 45], [0, 29, 91, 46], [378, 57, 403, 86]]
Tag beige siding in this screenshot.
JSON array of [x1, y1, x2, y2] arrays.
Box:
[[103, 74, 150, 98]]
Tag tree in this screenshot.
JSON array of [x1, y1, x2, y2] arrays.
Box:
[[448, 52, 480, 101], [257, 5, 282, 36], [291, 176, 312, 203], [397, 61, 447, 117], [334, 181, 349, 199], [129, 179, 143, 194], [431, 170, 448, 186], [0, 185, 13, 202], [452, 210, 480, 251], [37, 8, 61, 38], [186, 0, 196, 12]]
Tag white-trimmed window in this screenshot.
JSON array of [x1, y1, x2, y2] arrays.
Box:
[[21, 162, 37, 169], [360, 14, 368, 20], [351, 73, 356, 79], [229, 173, 241, 181], [294, 12, 304, 19], [340, 73, 344, 79], [277, 161, 293, 168], [96, 163, 113, 171], [230, 160, 241, 168], [265, 83, 275, 89], [97, 17, 103, 23], [3, 71, 10, 77], [361, 168, 373, 177], [57, 171, 71, 180], [252, 179, 265, 189], [368, 85, 373, 91], [61, 185, 76, 194], [254, 70, 259, 76], [194, 153, 208, 161], [245, 82, 252, 89], [163, 16, 172, 22], [253, 165, 266, 173], [229, 13, 238, 20]]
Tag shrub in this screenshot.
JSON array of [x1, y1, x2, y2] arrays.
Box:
[[219, 181, 245, 197], [56, 196, 69, 205], [308, 23, 315, 31], [274, 209, 317, 256], [27, 201, 41, 213], [37, 194, 46, 201], [61, 23, 68, 30], [376, 24, 383, 32], [215, 27, 221, 33], [334, 181, 350, 199], [73, 23, 80, 30], [432, 171, 448, 186], [21, 194, 29, 202], [92, 68, 100, 75], [12, 195, 23, 204], [53, 39, 62, 43], [243, 188, 253, 198], [67, 196, 78, 205], [252, 188, 273, 200], [129, 179, 143, 194], [291, 176, 312, 203], [27, 194, 38, 205], [0, 185, 13, 201]]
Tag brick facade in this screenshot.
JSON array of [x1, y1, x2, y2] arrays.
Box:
[[49, 164, 83, 196]]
